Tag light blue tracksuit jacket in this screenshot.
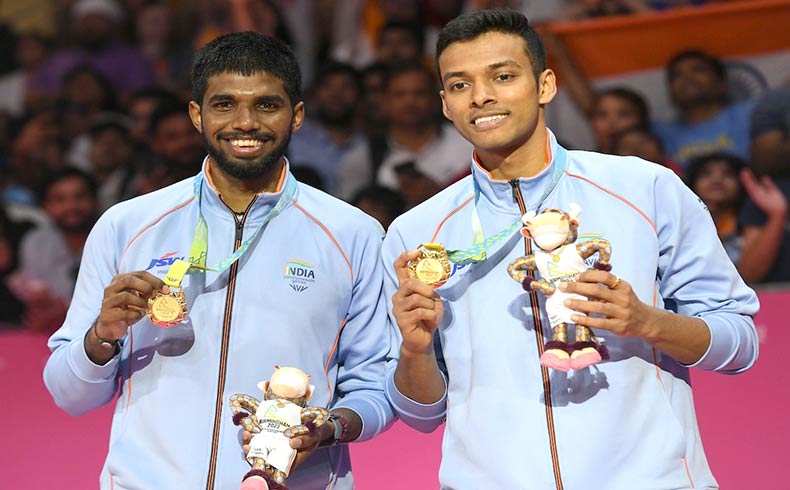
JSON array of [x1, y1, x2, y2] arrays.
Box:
[[44, 160, 395, 490], [383, 132, 759, 490]]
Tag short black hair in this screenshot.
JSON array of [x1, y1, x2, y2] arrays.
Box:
[[312, 61, 362, 94], [149, 101, 188, 136], [435, 8, 546, 83], [379, 20, 425, 54], [667, 50, 726, 83], [191, 31, 302, 107], [596, 87, 650, 126], [39, 166, 98, 203], [684, 152, 748, 194]]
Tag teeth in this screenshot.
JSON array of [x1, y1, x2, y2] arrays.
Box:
[[230, 139, 262, 148], [474, 114, 506, 125]]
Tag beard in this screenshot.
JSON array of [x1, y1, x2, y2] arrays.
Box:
[[202, 128, 292, 180]]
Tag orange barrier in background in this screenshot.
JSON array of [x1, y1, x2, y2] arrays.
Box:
[[542, 0, 790, 78]]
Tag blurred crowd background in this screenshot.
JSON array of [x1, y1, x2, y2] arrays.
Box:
[[0, 0, 788, 333]]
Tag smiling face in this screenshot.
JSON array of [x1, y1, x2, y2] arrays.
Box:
[[438, 32, 556, 165], [188, 71, 304, 181]]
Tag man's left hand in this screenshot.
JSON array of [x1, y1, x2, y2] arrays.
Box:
[[559, 269, 658, 342]]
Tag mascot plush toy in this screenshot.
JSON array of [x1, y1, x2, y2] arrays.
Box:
[[229, 366, 330, 490], [507, 204, 612, 371]]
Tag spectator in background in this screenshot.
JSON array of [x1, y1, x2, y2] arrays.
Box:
[[6, 109, 66, 206], [60, 65, 118, 168], [288, 61, 365, 195], [87, 113, 139, 210], [0, 202, 35, 328], [351, 184, 405, 230], [749, 87, 790, 179], [653, 50, 755, 168], [337, 63, 473, 201], [30, 0, 155, 99], [136, 101, 205, 195], [612, 125, 682, 175], [685, 153, 748, 262], [540, 31, 652, 153], [134, 1, 192, 92], [683, 153, 790, 285], [376, 20, 425, 66], [125, 87, 185, 150], [0, 31, 52, 117], [13, 167, 98, 332], [360, 62, 389, 139], [589, 87, 650, 154]]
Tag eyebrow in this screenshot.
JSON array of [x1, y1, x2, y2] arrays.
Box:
[[207, 94, 287, 105], [442, 59, 523, 83]]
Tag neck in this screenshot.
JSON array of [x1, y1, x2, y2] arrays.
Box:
[[208, 158, 285, 213], [390, 124, 436, 152], [479, 126, 549, 181], [682, 102, 725, 124], [708, 206, 736, 235]]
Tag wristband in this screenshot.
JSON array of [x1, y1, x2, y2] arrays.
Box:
[[319, 413, 350, 447], [92, 322, 118, 349]]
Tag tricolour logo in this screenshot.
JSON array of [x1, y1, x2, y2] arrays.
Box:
[[283, 259, 316, 292]]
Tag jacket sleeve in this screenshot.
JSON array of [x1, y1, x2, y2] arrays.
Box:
[[381, 225, 448, 433], [43, 212, 123, 415], [654, 170, 759, 374], [330, 219, 396, 441]]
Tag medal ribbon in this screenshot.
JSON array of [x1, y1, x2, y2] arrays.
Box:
[[445, 145, 569, 265], [163, 170, 297, 287]]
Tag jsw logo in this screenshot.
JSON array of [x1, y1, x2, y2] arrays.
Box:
[[145, 252, 185, 271]]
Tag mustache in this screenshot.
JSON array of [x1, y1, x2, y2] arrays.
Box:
[[216, 131, 273, 140]]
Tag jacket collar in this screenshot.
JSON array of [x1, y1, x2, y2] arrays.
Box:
[[470, 130, 566, 214], [197, 156, 297, 223]]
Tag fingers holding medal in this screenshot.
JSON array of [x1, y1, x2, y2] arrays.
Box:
[[407, 243, 451, 287], [146, 259, 191, 328]]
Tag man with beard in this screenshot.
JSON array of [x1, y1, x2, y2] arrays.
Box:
[[13, 168, 98, 332], [43, 32, 394, 490], [287, 61, 364, 195]]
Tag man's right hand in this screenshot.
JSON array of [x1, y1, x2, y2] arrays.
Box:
[[85, 271, 165, 365], [391, 250, 447, 404], [391, 250, 444, 355]]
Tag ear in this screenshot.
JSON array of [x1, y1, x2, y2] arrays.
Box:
[[258, 380, 270, 393], [291, 101, 305, 134], [440, 90, 453, 122], [521, 210, 537, 225], [304, 384, 315, 401], [537, 69, 558, 105], [568, 202, 581, 220], [188, 101, 202, 133]]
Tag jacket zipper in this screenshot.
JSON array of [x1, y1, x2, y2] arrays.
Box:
[[509, 179, 564, 490], [205, 200, 256, 490]]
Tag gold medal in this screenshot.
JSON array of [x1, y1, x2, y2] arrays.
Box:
[[146, 288, 188, 328], [408, 243, 451, 287]]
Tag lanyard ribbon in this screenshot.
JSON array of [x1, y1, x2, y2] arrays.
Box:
[[445, 145, 568, 265], [163, 170, 297, 287]]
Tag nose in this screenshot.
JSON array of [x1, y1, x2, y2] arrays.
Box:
[[470, 80, 496, 108], [232, 104, 260, 132]]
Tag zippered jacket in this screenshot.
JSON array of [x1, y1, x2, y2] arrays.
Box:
[[44, 159, 395, 490], [383, 132, 759, 490]]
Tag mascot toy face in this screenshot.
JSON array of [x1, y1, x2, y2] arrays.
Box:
[[523, 204, 581, 252]]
